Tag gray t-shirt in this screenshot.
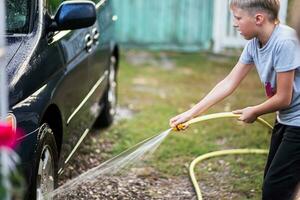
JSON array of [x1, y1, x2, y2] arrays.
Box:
[[239, 24, 300, 127]]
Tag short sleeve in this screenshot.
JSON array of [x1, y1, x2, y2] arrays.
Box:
[[274, 39, 300, 72], [239, 41, 254, 65]]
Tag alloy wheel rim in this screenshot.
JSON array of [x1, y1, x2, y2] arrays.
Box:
[[36, 146, 54, 200]]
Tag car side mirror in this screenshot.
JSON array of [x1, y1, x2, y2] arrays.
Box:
[[48, 1, 96, 32]]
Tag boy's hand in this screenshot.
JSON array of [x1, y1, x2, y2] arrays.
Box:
[[232, 107, 258, 123], [169, 111, 193, 131]]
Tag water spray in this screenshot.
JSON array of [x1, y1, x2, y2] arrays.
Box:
[[50, 129, 172, 198]]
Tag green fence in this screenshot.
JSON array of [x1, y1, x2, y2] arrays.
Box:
[[112, 0, 214, 51]]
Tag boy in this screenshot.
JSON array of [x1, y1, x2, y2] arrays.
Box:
[[169, 0, 300, 199]]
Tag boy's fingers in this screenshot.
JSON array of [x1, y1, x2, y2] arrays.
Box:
[[170, 116, 180, 123], [232, 109, 242, 114], [170, 117, 179, 126], [169, 121, 176, 128], [237, 115, 246, 122], [170, 120, 180, 128]]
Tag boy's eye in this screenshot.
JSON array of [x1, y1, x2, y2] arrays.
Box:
[[234, 16, 241, 20]]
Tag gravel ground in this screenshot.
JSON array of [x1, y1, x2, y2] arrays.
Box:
[[57, 170, 195, 200], [57, 129, 196, 200]]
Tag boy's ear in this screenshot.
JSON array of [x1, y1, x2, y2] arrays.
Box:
[[254, 13, 264, 25]]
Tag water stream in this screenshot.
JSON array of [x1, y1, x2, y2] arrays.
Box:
[[48, 128, 172, 198]]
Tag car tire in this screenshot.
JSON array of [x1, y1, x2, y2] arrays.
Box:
[[94, 55, 118, 128], [29, 123, 58, 200]]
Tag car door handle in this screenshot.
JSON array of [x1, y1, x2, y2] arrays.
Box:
[[85, 34, 93, 53], [92, 28, 100, 42]]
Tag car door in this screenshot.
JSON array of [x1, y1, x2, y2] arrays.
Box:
[[85, 0, 114, 124], [44, 0, 93, 166]]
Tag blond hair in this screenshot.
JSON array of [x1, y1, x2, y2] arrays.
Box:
[[230, 0, 280, 22]]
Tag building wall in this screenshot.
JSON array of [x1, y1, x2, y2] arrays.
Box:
[[112, 0, 214, 51]]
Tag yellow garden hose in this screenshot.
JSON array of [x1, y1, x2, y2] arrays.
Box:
[[173, 112, 273, 200], [189, 149, 269, 200], [174, 112, 273, 131]]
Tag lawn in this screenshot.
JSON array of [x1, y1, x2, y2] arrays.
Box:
[[101, 50, 275, 199]]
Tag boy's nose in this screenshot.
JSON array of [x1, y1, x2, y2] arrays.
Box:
[[232, 19, 238, 28]]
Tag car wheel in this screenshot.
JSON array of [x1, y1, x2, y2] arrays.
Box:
[[94, 55, 118, 128], [29, 123, 58, 200]]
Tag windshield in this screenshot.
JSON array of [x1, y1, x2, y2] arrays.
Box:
[[5, 0, 31, 34]]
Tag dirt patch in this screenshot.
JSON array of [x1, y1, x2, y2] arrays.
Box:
[[114, 106, 135, 122], [125, 51, 175, 70]]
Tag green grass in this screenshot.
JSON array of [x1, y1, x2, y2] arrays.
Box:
[[102, 50, 275, 199]]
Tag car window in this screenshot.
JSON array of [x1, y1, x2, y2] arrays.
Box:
[[5, 0, 31, 34]]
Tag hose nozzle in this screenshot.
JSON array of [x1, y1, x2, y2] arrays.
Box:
[[173, 123, 188, 131]]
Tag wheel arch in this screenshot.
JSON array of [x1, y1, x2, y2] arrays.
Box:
[[41, 104, 63, 158]]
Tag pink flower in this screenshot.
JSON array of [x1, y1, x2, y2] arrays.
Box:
[[0, 123, 22, 149]]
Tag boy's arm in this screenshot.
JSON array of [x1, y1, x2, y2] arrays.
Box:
[[188, 62, 254, 116], [234, 70, 295, 123], [170, 62, 253, 128]]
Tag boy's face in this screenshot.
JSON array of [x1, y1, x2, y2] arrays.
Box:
[[231, 6, 257, 40]]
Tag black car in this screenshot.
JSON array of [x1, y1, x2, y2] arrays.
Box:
[[3, 0, 119, 198]]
